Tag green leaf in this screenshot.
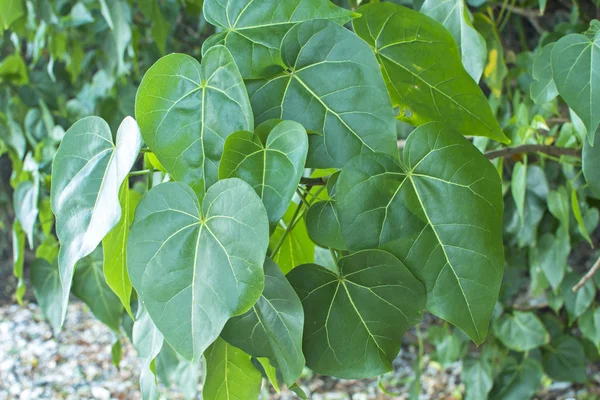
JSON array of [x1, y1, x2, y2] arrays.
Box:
[[511, 161, 527, 226], [562, 272, 596, 324], [135, 47, 253, 198], [0, 53, 29, 86], [12, 221, 25, 304], [583, 125, 600, 197], [102, 183, 141, 318], [102, 0, 132, 77], [305, 200, 346, 251], [0, 0, 24, 30], [551, 26, 600, 143], [428, 325, 468, 367], [287, 250, 426, 379], [579, 307, 600, 351], [542, 335, 587, 383], [353, 3, 508, 144], [420, 0, 487, 82], [572, 189, 593, 246], [247, 19, 397, 168], [51, 116, 142, 326], [270, 203, 314, 274], [138, 0, 169, 54], [111, 336, 122, 368], [530, 228, 569, 291], [462, 357, 493, 400], [473, 13, 507, 98], [72, 248, 123, 332], [531, 43, 558, 104], [489, 357, 543, 400], [14, 178, 39, 249], [128, 179, 269, 361], [219, 120, 308, 226], [547, 187, 570, 231], [30, 258, 62, 333], [202, 0, 355, 79], [133, 303, 163, 400], [337, 122, 504, 344], [221, 258, 304, 386], [203, 337, 262, 400], [493, 311, 550, 352], [257, 358, 280, 393]]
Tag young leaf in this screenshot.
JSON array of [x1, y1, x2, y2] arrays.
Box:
[[102, 183, 141, 318], [127, 179, 269, 362], [531, 43, 558, 104], [203, 0, 356, 79], [247, 19, 397, 168], [221, 258, 305, 387], [305, 200, 346, 251], [542, 335, 587, 383], [203, 337, 262, 400], [51, 116, 142, 327], [337, 122, 504, 344], [71, 248, 124, 332], [219, 120, 308, 227], [493, 311, 550, 352], [420, 0, 487, 82], [270, 203, 314, 274], [286, 250, 426, 379], [353, 3, 509, 144], [133, 303, 164, 400], [135, 46, 253, 198], [489, 358, 543, 400], [30, 258, 62, 333]]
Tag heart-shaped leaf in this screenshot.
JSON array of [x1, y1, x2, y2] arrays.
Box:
[[493, 311, 550, 352], [51, 116, 142, 326], [135, 46, 253, 198], [286, 250, 426, 379], [247, 19, 397, 168], [127, 179, 269, 361], [305, 200, 346, 250], [219, 120, 308, 226], [336, 122, 504, 344], [202, 0, 355, 79], [353, 3, 509, 144], [221, 258, 305, 386]]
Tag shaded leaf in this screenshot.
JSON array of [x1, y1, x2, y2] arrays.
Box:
[[463, 356, 493, 400], [493, 311, 550, 352], [12, 221, 25, 304], [531, 43, 558, 104], [562, 272, 596, 324], [133, 303, 164, 400], [489, 358, 543, 400], [511, 161, 527, 226], [583, 124, 600, 197], [0, 0, 24, 30], [530, 227, 569, 290], [542, 335, 587, 383], [30, 258, 62, 333], [579, 307, 600, 351], [305, 200, 346, 251], [270, 203, 314, 274], [473, 13, 507, 98]]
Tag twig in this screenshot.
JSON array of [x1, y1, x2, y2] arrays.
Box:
[[573, 256, 600, 292], [485, 145, 580, 160]]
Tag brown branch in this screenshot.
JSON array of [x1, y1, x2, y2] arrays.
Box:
[[300, 177, 328, 186], [485, 145, 581, 160], [573, 256, 600, 292]]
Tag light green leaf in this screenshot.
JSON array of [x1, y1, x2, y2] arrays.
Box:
[[489, 358, 543, 400], [562, 272, 596, 324], [462, 357, 493, 400], [247, 19, 397, 168], [12, 221, 25, 304], [133, 303, 164, 400], [219, 120, 308, 226], [270, 203, 314, 274], [473, 13, 507, 98], [353, 3, 509, 144], [305, 200, 346, 251], [572, 189, 593, 246], [551, 25, 600, 143], [258, 358, 280, 393], [531, 43, 558, 104], [579, 307, 600, 351], [202, 0, 355, 79], [337, 122, 504, 344], [583, 125, 600, 197], [530, 228, 569, 291], [30, 259, 62, 333], [72, 248, 123, 332], [14, 177, 39, 249], [102, 183, 141, 318], [135, 47, 253, 198], [287, 250, 426, 379], [51, 116, 142, 327], [0, 53, 29, 85], [203, 337, 262, 400], [0, 0, 24, 30], [420, 0, 487, 82], [222, 258, 304, 386], [547, 187, 570, 231], [127, 179, 269, 361], [511, 161, 527, 226], [542, 335, 587, 383], [493, 311, 550, 352]]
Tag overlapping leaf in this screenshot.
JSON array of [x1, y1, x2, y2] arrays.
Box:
[[287, 250, 426, 379], [353, 3, 508, 144], [127, 179, 269, 361], [133, 303, 164, 400], [51, 116, 142, 326], [219, 119, 308, 226], [336, 122, 504, 344], [247, 19, 397, 168], [531, 43, 558, 104], [305, 200, 346, 250], [203, 0, 355, 79], [135, 46, 253, 198], [29, 258, 62, 333], [221, 258, 305, 386], [270, 203, 314, 274]]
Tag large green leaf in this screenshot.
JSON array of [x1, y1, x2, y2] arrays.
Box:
[[551, 24, 600, 143], [102, 183, 141, 318], [30, 258, 61, 333], [542, 335, 587, 383], [247, 19, 397, 168], [127, 179, 269, 361], [202, 0, 355, 79], [221, 258, 304, 386], [72, 248, 123, 332], [219, 120, 308, 226], [203, 337, 262, 400], [135, 46, 253, 198], [353, 3, 508, 144], [286, 250, 426, 379], [336, 122, 504, 344], [493, 311, 550, 352], [51, 116, 142, 326], [531, 43, 558, 104], [420, 0, 487, 82], [489, 358, 543, 400]]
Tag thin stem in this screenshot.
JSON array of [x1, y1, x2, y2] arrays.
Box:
[[330, 248, 338, 263], [271, 201, 304, 257], [485, 145, 581, 160], [140, 148, 152, 153], [573, 256, 600, 292], [295, 189, 311, 208], [128, 169, 156, 177], [300, 176, 328, 186]]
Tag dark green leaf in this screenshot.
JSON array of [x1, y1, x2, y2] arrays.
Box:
[[139, 0, 169, 54], [493, 311, 550, 352], [12, 221, 25, 304], [542, 335, 587, 383], [511, 161, 527, 225], [489, 358, 543, 400], [529, 228, 569, 291], [531, 43, 558, 104], [462, 356, 493, 400], [128, 179, 269, 361], [579, 307, 600, 351], [305, 200, 346, 250], [583, 124, 600, 197], [337, 122, 504, 344], [30, 258, 62, 333], [562, 272, 596, 324], [287, 250, 426, 379]]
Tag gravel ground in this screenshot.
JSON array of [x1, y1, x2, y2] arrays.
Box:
[[0, 301, 597, 400]]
